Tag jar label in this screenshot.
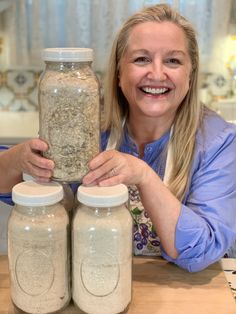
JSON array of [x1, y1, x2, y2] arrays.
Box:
[[80, 252, 119, 296], [8, 229, 69, 313], [15, 249, 54, 296]]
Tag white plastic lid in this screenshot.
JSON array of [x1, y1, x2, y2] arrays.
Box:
[[42, 48, 93, 62], [77, 184, 128, 207], [22, 172, 36, 182], [12, 181, 64, 206]]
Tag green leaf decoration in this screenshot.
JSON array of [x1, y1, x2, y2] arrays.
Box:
[[131, 207, 143, 215]]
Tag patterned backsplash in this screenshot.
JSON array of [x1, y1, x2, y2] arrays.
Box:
[[0, 69, 42, 111], [0, 69, 104, 112]]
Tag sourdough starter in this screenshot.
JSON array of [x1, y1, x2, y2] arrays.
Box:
[[8, 182, 70, 314], [72, 185, 132, 314]]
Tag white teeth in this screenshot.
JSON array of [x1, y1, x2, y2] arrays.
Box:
[[142, 87, 168, 95]]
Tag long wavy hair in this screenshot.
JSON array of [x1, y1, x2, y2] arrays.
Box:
[[102, 4, 202, 201]]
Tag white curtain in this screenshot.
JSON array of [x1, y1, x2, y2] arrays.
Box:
[[2, 0, 233, 73]]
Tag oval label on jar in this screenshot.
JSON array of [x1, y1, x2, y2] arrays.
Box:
[[15, 249, 54, 296], [81, 252, 120, 296]]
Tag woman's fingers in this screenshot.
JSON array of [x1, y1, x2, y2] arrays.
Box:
[[16, 139, 54, 180], [88, 150, 114, 170], [29, 150, 54, 171], [29, 138, 49, 153], [83, 155, 118, 185], [26, 161, 53, 179], [83, 150, 140, 186]]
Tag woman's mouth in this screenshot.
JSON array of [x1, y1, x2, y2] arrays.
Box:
[[140, 87, 170, 95]]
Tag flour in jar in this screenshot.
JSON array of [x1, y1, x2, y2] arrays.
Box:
[[8, 203, 70, 314], [39, 59, 100, 183], [72, 203, 132, 314]]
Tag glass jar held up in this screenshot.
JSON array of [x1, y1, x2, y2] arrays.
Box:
[[38, 48, 100, 182]]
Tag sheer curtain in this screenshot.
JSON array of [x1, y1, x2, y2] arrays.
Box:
[[2, 0, 232, 73]]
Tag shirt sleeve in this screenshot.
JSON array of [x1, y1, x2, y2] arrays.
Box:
[[162, 124, 236, 272], [0, 146, 9, 150], [0, 146, 14, 204], [0, 193, 14, 205]]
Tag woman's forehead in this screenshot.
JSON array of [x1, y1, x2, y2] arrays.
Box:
[[125, 21, 189, 55]]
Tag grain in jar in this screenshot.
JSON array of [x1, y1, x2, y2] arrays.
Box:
[[72, 184, 133, 314], [38, 48, 100, 182], [8, 181, 70, 314]]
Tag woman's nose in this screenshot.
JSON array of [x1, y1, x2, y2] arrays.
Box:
[[147, 61, 167, 81]]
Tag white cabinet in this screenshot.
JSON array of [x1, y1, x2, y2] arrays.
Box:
[[212, 98, 236, 122], [0, 111, 39, 145]]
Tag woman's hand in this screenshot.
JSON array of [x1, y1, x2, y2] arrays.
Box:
[[82, 150, 152, 187], [11, 138, 54, 182], [0, 138, 54, 192]]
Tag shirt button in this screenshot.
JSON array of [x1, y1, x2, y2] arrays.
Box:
[[145, 146, 152, 152]]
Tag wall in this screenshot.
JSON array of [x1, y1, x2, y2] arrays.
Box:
[[0, 202, 12, 254]]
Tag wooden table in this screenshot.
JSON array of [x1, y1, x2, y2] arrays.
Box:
[[0, 255, 235, 314]]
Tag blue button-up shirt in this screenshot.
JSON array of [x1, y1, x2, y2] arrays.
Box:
[[102, 111, 236, 272]]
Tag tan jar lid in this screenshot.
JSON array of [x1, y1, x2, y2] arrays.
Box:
[[42, 47, 93, 62], [77, 184, 128, 207], [12, 181, 63, 206]]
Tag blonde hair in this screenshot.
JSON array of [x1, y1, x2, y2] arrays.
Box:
[[103, 4, 202, 201]]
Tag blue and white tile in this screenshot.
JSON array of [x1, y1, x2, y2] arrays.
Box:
[[0, 86, 14, 110], [28, 86, 39, 109], [8, 98, 36, 112], [6, 70, 36, 94]]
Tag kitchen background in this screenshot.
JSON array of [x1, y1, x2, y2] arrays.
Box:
[[0, 0, 235, 112], [0, 0, 236, 254]]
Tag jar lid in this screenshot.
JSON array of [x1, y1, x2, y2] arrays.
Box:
[[22, 172, 36, 182], [77, 184, 128, 207], [42, 48, 93, 62], [12, 181, 64, 206]]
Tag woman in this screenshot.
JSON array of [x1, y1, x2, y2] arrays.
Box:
[[1, 4, 236, 272]]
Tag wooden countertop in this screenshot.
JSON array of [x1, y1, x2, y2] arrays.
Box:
[[0, 255, 235, 314]]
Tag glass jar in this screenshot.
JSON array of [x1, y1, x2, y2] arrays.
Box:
[[8, 181, 70, 314], [38, 48, 100, 182], [72, 184, 132, 314]]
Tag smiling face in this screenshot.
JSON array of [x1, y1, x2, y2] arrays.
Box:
[[118, 21, 192, 127]]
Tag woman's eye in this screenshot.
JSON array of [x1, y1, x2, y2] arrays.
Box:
[[134, 56, 150, 64], [166, 58, 181, 65]]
